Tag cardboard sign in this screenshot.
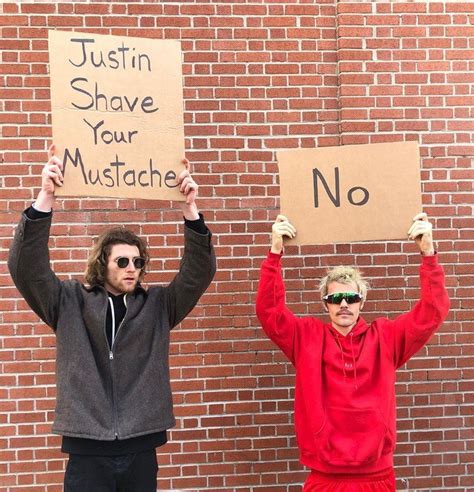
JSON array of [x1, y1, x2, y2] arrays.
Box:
[[277, 141, 422, 245], [49, 30, 185, 201]]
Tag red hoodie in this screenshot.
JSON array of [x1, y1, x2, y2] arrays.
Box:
[[256, 252, 449, 475]]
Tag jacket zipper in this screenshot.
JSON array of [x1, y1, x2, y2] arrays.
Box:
[[108, 297, 115, 360], [104, 293, 128, 438], [109, 294, 128, 358]]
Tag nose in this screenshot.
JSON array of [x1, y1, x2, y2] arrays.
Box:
[[340, 298, 348, 307], [125, 260, 136, 272]]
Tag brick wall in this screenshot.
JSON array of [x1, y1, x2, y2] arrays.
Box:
[[0, 1, 473, 491]]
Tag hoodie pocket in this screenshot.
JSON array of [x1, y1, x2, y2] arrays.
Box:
[[315, 406, 390, 467]]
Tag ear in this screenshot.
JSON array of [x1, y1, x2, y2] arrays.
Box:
[[323, 302, 328, 312]]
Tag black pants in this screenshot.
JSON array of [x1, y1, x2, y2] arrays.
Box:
[[64, 450, 158, 492]]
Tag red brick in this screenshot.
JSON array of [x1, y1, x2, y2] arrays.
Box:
[[0, 5, 472, 491], [337, 4, 372, 14], [0, 14, 29, 27]]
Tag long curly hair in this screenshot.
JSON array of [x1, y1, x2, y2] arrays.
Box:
[[85, 227, 150, 287]]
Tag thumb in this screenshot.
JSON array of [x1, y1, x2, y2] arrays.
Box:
[[48, 144, 56, 160]]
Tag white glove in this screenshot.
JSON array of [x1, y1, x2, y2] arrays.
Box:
[[271, 215, 296, 254], [407, 212, 435, 256]]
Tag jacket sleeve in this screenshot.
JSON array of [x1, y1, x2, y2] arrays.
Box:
[[384, 254, 450, 368], [165, 225, 216, 329], [8, 212, 63, 331], [256, 251, 301, 365]]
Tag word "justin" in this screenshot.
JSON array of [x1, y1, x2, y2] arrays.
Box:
[[68, 37, 152, 72]]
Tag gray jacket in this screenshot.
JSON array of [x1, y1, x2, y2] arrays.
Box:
[[8, 212, 216, 441]]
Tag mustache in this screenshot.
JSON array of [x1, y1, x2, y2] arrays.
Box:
[[337, 310, 352, 315]]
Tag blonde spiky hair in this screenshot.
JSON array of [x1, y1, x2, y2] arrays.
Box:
[[319, 266, 369, 301]]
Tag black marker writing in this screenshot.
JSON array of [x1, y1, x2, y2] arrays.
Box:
[[313, 166, 369, 208], [83, 118, 138, 145], [71, 77, 159, 114], [68, 38, 151, 72], [63, 147, 179, 189]]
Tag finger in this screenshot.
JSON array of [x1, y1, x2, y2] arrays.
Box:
[[179, 176, 189, 191], [45, 169, 63, 186], [275, 214, 288, 223], [409, 220, 432, 234], [408, 222, 431, 239], [47, 157, 63, 175], [407, 223, 420, 238], [47, 145, 64, 172], [47, 163, 63, 179], [177, 168, 190, 184], [412, 212, 428, 222], [180, 176, 198, 193], [47, 154, 60, 164], [186, 189, 197, 205], [45, 163, 64, 183], [48, 144, 56, 160], [276, 220, 296, 235], [280, 230, 296, 239], [44, 170, 63, 186], [183, 181, 198, 196], [277, 225, 296, 237], [180, 176, 196, 193], [275, 224, 296, 238], [182, 178, 198, 203], [182, 158, 191, 172]]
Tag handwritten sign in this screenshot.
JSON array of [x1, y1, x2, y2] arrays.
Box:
[[49, 30, 185, 200], [277, 141, 422, 245]]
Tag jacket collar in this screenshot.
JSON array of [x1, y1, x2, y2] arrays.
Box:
[[84, 282, 147, 295]]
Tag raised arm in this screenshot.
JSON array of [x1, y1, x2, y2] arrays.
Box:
[[256, 215, 301, 364], [166, 159, 216, 328], [8, 145, 65, 329], [385, 213, 450, 367]]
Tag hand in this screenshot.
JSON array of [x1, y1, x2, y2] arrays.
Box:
[[271, 215, 296, 254], [178, 158, 199, 220], [407, 212, 435, 256], [34, 144, 63, 212], [41, 144, 63, 195]]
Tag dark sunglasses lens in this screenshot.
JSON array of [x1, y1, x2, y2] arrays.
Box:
[[133, 258, 145, 269], [327, 293, 361, 304], [331, 294, 344, 304], [117, 257, 129, 268], [345, 294, 361, 304]]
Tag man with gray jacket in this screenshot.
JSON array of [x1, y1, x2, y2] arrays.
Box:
[[8, 145, 216, 491]]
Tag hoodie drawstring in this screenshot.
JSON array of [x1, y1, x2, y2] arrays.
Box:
[[334, 334, 347, 379], [349, 333, 359, 389], [334, 331, 359, 389]]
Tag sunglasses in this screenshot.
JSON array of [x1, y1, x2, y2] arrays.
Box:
[[114, 256, 146, 269], [323, 292, 363, 305]]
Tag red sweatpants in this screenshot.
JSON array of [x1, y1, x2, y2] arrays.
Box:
[[303, 468, 396, 492]]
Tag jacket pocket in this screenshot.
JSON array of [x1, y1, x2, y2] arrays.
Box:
[[315, 406, 391, 467]]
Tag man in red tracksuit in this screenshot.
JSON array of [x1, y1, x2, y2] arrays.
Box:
[[256, 213, 449, 491]]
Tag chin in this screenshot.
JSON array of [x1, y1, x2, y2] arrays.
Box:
[[117, 284, 135, 294]]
